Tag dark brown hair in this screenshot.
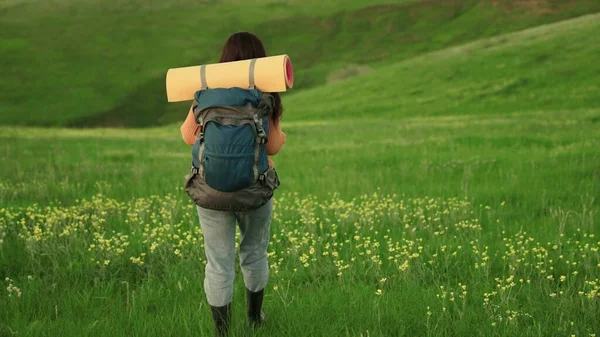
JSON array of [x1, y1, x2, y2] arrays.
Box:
[[219, 32, 283, 124]]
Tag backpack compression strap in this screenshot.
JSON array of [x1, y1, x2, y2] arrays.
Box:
[[191, 113, 206, 179], [253, 113, 267, 183], [252, 93, 274, 184], [190, 95, 205, 177]]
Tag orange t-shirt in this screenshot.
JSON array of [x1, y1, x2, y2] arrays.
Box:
[[180, 106, 286, 168]]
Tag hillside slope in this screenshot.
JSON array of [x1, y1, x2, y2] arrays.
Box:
[[0, 0, 599, 127], [282, 12, 600, 123], [1, 13, 598, 205]]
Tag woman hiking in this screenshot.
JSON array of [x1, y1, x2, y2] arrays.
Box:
[[179, 31, 287, 336]]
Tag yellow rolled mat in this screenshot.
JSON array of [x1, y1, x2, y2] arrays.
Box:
[[166, 54, 294, 102]]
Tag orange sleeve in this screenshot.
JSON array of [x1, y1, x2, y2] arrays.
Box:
[[266, 117, 286, 155], [180, 106, 200, 146]]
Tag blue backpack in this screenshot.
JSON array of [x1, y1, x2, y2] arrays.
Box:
[[184, 87, 280, 211]]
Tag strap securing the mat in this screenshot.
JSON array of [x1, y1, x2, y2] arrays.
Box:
[[200, 65, 208, 90], [248, 59, 257, 90]]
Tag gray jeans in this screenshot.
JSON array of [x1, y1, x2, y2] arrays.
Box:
[[196, 199, 273, 307]]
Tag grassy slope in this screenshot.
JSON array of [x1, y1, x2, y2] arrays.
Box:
[[285, 11, 600, 121], [0, 0, 406, 125], [1, 12, 598, 212], [1, 13, 600, 337], [1, 0, 599, 127]]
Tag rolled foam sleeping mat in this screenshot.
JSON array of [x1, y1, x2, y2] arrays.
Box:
[[166, 54, 294, 102]]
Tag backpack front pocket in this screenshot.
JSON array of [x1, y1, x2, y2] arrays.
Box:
[[202, 122, 256, 192]]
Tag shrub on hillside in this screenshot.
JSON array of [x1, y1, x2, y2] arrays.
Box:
[[326, 64, 372, 84]]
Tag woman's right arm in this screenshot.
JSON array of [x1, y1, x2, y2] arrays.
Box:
[[180, 105, 200, 146]]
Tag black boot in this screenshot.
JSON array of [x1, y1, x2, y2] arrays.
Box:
[[246, 288, 265, 326], [210, 303, 231, 337]]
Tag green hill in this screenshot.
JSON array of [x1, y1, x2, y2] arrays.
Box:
[[284, 11, 600, 122], [1, 12, 598, 205], [1, 0, 599, 127]]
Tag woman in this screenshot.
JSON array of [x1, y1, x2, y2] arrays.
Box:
[[180, 32, 286, 336]]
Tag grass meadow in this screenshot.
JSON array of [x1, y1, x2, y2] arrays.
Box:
[[1, 1, 600, 337]]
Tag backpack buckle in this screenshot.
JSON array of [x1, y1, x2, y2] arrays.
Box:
[[191, 166, 200, 175], [253, 114, 266, 138], [258, 173, 266, 185]]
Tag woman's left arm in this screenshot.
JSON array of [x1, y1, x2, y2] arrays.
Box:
[[266, 117, 286, 155]]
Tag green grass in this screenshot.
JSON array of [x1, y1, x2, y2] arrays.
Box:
[[1, 0, 599, 127], [1, 6, 600, 337]]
